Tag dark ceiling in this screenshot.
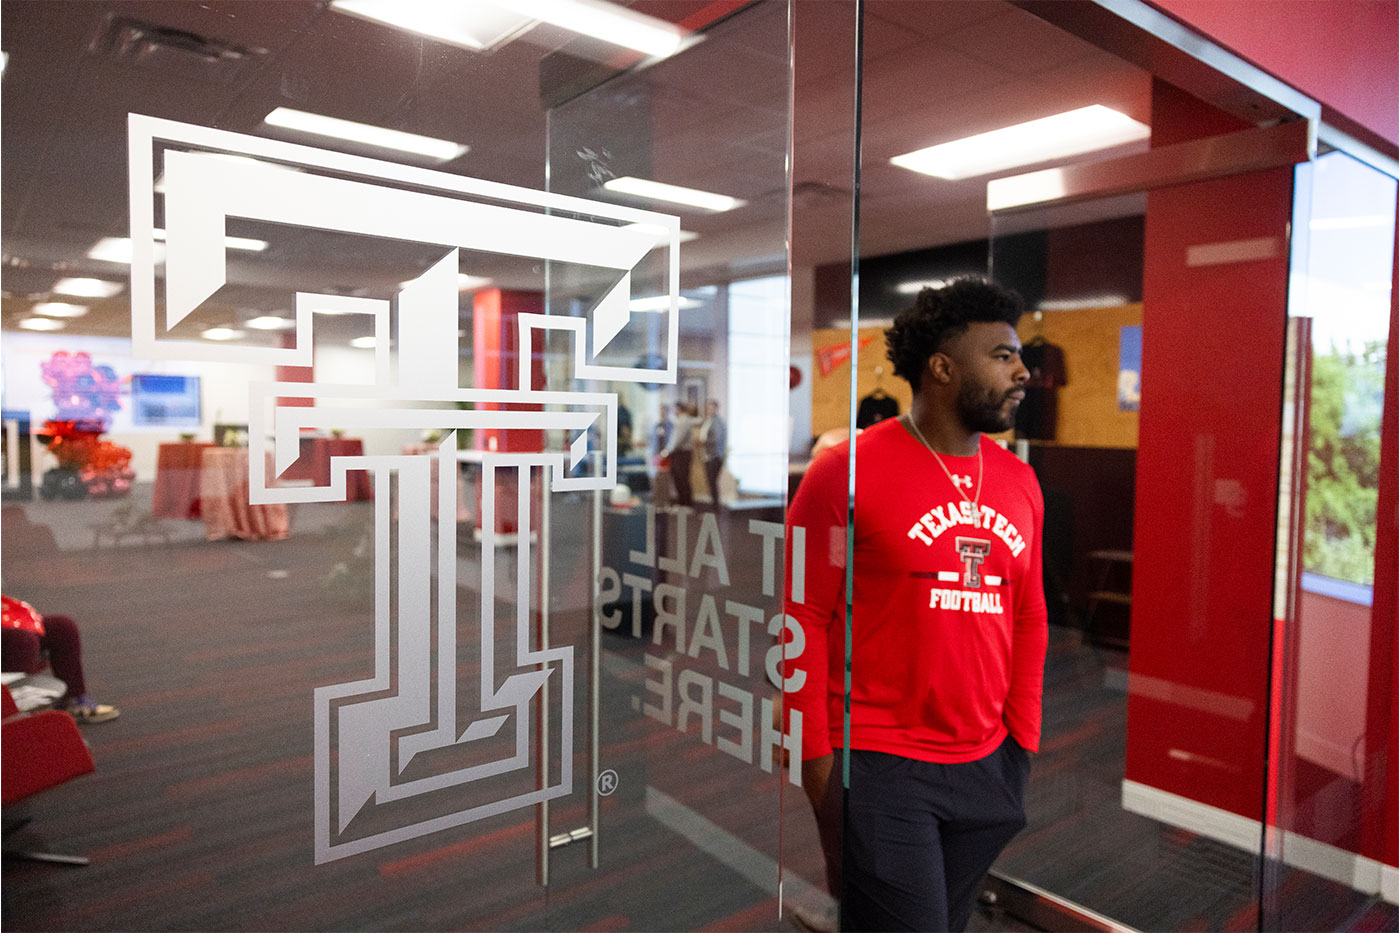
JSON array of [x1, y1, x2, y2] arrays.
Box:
[[0, 0, 1153, 340]]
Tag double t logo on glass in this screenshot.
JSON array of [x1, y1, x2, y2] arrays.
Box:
[[129, 115, 685, 863]]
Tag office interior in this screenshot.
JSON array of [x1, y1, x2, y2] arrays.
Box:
[[1, 1, 1395, 931]]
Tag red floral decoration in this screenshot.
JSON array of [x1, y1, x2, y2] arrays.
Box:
[[40, 419, 135, 498]]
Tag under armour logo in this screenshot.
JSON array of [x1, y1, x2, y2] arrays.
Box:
[[951, 474, 973, 490]]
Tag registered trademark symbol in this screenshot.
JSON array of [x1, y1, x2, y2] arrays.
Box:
[[597, 769, 619, 796]]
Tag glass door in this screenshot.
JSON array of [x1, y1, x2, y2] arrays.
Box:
[[980, 110, 1395, 932], [534, 4, 804, 928], [1264, 148, 1397, 932], [1, 2, 802, 929]]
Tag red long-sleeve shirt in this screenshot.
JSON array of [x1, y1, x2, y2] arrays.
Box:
[[785, 418, 1048, 763]]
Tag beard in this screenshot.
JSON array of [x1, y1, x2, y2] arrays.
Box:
[[957, 380, 1021, 434]]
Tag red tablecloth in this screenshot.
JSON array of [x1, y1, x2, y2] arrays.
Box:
[[200, 448, 289, 542], [151, 442, 215, 519]]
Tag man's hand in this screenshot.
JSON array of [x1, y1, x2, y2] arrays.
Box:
[[802, 753, 835, 813]]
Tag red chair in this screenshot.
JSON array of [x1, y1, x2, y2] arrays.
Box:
[[2, 684, 95, 865]]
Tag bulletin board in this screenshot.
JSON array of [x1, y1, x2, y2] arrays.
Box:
[[1018, 302, 1143, 449], [809, 326, 912, 443]]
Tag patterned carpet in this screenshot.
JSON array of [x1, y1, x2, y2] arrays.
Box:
[[2, 491, 1394, 932]]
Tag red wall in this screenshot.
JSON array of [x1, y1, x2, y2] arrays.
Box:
[[1153, 0, 1399, 875], [1363, 220, 1399, 868], [1126, 81, 1293, 820], [1149, 0, 1399, 149]]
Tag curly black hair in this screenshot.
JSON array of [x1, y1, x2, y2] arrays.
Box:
[[885, 276, 1024, 390]]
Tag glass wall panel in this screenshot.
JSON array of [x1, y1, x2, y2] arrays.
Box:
[[537, 6, 800, 928], [779, 3, 861, 931], [1, 2, 799, 929], [1265, 149, 1398, 932], [986, 185, 1294, 930]]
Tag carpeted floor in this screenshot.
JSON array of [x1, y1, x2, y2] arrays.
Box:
[[2, 490, 1394, 932]]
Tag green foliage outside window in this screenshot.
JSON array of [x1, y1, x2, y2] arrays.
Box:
[[1304, 341, 1384, 586]]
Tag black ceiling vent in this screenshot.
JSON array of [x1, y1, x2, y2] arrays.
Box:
[[88, 14, 268, 85]]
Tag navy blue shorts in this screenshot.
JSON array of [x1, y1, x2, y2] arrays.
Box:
[[819, 734, 1030, 932]]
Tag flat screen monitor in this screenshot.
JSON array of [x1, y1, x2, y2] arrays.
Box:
[[130, 373, 201, 427]]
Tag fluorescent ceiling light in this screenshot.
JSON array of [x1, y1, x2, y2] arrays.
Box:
[[986, 168, 1069, 211], [604, 176, 744, 212], [201, 327, 244, 341], [333, 0, 692, 59], [151, 229, 268, 252], [89, 232, 263, 263], [892, 105, 1150, 181], [894, 278, 951, 295], [629, 295, 703, 312], [330, 0, 535, 52], [350, 336, 378, 349], [246, 315, 296, 330], [18, 317, 64, 331], [32, 302, 89, 318], [154, 154, 300, 194], [622, 223, 700, 248], [88, 237, 166, 264], [52, 277, 124, 298], [495, 0, 689, 57], [264, 107, 468, 162]]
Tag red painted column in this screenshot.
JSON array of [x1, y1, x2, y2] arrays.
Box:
[[1125, 81, 1293, 820]]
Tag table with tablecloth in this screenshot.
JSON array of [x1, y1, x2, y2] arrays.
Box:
[[200, 447, 289, 541], [151, 441, 215, 518]]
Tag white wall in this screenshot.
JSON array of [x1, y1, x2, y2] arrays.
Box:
[[2, 331, 274, 481]]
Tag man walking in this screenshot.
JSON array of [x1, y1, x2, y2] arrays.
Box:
[[699, 399, 727, 509], [786, 276, 1047, 931]]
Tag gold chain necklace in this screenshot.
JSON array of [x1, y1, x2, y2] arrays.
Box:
[[903, 413, 983, 510]]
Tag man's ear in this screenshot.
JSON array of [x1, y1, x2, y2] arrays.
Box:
[[926, 352, 954, 385]]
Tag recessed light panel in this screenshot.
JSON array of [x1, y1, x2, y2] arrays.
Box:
[[201, 327, 243, 341], [330, 0, 535, 51], [891, 105, 1150, 181], [246, 315, 296, 330], [604, 176, 744, 212], [88, 237, 166, 265], [264, 107, 468, 162], [33, 302, 89, 318], [330, 0, 692, 59], [496, 0, 689, 57], [52, 277, 124, 298]]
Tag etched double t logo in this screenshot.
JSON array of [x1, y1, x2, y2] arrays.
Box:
[[129, 116, 684, 863]]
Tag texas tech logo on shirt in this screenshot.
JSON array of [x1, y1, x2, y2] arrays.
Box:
[[955, 536, 990, 587], [906, 499, 1027, 557], [923, 535, 1005, 612]]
